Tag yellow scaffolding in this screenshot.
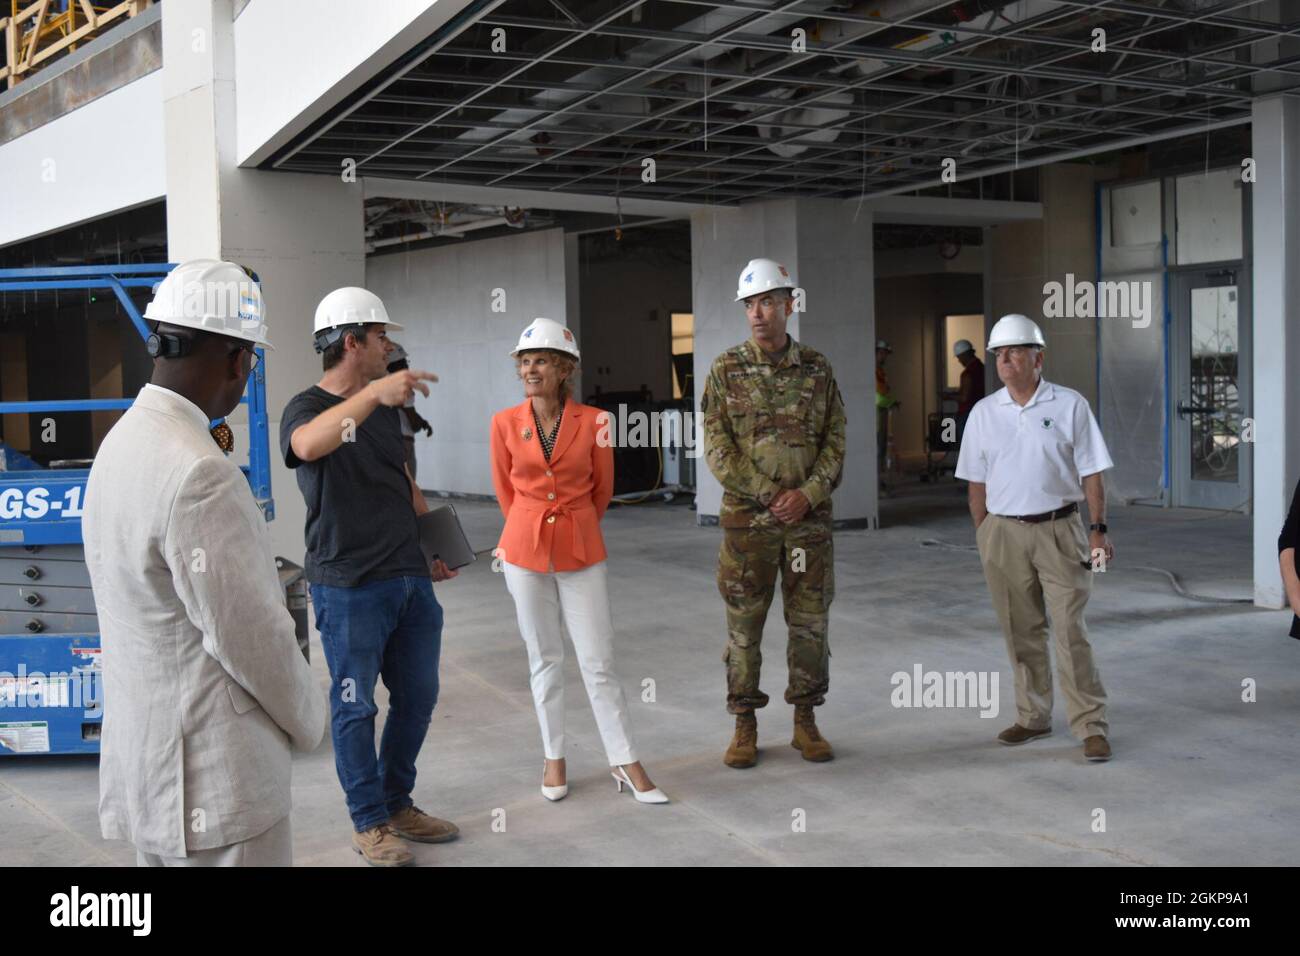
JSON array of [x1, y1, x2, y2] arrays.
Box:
[[0, 0, 152, 91]]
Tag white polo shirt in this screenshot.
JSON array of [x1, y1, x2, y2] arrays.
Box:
[[955, 378, 1113, 516]]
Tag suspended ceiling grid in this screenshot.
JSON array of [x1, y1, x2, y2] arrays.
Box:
[[268, 0, 1300, 204]]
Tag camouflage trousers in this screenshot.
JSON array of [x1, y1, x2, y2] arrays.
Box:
[[717, 518, 834, 714]]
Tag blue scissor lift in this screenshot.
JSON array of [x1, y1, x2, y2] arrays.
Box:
[[0, 264, 274, 756]]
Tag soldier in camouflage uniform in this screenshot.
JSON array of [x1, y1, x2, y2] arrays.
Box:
[[702, 257, 846, 768]]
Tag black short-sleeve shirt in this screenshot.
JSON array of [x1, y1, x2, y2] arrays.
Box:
[[280, 386, 428, 587], [1278, 477, 1300, 639]]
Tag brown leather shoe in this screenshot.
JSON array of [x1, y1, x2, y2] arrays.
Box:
[[388, 805, 460, 844], [791, 706, 834, 762], [724, 713, 758, 768], [1083, 735, 1112, 762], [352, 824, 415, 866], [997, 724, 1052, 746]]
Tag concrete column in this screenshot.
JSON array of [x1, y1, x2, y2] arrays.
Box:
[[986, 163, 1103, 407], [983, 225, 996, 397], [162, 0, 364, 561], [691, 199, 875, 527], [1251, 94, 1300, 607], [564, 232, 583, 402]]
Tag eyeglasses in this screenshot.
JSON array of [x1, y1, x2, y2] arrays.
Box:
[[231, 345, 261, 371], [993, 346, 1035, 360]]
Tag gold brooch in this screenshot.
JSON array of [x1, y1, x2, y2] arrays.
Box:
[[521, 427, 532, 440]]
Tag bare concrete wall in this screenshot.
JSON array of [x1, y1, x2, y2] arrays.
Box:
[[0, 72, 164, 249], [367, 228, 570, 496], [0, 2, 160, 145], [988, 162, 1108, 406]]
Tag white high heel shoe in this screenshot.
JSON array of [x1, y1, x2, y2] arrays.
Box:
[[611, 766, 669, 805], [541, 764, 568, 802]]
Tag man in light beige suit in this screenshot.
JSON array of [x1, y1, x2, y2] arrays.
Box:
[[83, 260, 325, 866]]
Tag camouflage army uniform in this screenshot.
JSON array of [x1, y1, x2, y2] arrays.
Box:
[[702, 337, 847, 715]]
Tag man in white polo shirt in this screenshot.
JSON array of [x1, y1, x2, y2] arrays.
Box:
[[955, 313, 1115, 762]]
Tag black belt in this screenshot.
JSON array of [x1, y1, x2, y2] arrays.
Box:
[[995, 502, 1078, 524]]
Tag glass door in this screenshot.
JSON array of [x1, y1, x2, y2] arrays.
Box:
[[1171, 270, 1251, 511]]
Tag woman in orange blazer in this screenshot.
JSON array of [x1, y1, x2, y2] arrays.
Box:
[[490, 318, 667, 805]]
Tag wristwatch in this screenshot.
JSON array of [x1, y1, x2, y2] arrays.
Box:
[[1089, 522, 1108, 533]]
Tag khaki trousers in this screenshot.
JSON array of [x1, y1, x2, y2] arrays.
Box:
[[975, 511, 1108, 740], [135, 816, 293, 867]]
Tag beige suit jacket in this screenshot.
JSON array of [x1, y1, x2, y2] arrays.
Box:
[[82, 385, 325, 857]]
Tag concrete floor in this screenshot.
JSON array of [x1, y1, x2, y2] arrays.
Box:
[[3, 479, 1298, 866]]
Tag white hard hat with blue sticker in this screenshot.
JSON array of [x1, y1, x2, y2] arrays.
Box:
[[735, 258, 795, 302], [511, 317, 580, 359], [144, 259, 274, 349]]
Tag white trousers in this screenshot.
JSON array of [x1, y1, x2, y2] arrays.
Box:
[[135, 816, 292, 867], [502, 560, 637, 766]]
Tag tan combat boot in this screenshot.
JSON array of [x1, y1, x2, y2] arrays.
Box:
[[352, 824, 415, 867], [791, 706, 834, 762], [724, 713, 758, 768]]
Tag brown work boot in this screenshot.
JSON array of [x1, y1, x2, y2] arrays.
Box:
[[388, 805, 460, 844], [997, 724, 1052, 746], [352, 824, 415, 867], [724, 713, 758, 768], [791, 706, 834, 762], [1083, 735, 1112, 762]]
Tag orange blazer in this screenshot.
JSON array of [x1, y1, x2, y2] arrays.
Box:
[[490, 398, 613, 573]]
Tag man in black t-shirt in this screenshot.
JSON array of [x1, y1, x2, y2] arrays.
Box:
[[281, 286, 457, 867]]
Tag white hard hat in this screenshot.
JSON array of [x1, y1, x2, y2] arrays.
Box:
[[953, 339, 975, 356], [313, 287, 404, 351], [143, 259, 273, 349], [876, 339, 892, 351], [511, 317, 580, 359], [987, 313, 1046, 350], [735, 258, 795, 302]]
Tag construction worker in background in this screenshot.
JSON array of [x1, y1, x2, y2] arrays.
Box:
[[385, 341, 434, 481], [281, 287, 458, 867], [876, 339, 899, 490], [955, 314, 1115, 763], [703, 257, 846, 769], [954, 338, 985, 442], [83, 259, 325, 866]]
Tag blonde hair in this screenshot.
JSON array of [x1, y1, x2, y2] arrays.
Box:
[[516, 349, 577, 402]]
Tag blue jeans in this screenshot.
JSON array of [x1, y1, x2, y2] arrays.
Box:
[[309, 576, 443, 832]]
